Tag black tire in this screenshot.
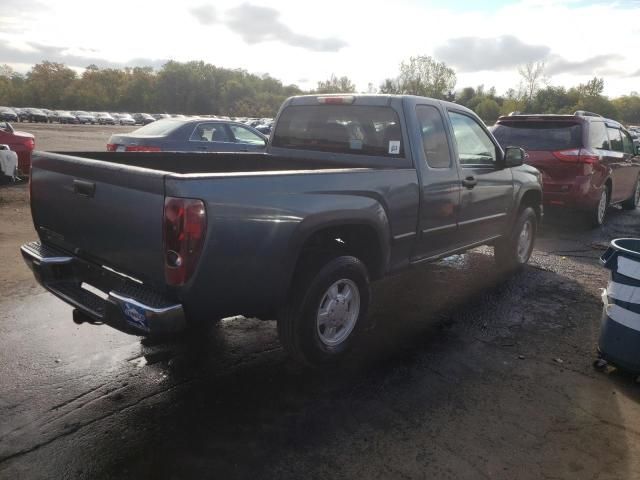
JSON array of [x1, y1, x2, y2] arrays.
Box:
[[277, 256, 370, 366], [621, 177, 640, 211], [494, 207, 537, 271], [590, 185, 610, 227]]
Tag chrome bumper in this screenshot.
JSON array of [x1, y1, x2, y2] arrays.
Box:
[[21, 241, 186, 335]]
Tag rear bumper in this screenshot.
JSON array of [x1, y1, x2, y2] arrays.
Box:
[[21, 241, 186, 336], [542, 175, 600, 210]]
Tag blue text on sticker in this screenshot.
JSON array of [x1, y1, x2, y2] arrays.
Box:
[[123, 302, 149, 331]]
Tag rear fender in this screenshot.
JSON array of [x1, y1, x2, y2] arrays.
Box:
[[283, 203, 390, 295]]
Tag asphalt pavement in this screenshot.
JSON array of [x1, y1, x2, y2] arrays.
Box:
[[1, 205, 640, 479]]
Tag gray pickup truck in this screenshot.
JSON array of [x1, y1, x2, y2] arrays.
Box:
[[22, 94, 543, 365]]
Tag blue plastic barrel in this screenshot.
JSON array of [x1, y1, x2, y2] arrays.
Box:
[[599, 238, 640, 373]]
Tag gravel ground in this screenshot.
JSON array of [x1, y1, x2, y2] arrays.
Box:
[[15, 122, 137, 151], [1, 126, 640, 479]]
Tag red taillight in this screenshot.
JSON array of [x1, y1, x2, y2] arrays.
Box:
[[552, 148, 599, 164], [163, 197, 207, 286], [125, 145, 162, 152], [106, 143, 117, 151]]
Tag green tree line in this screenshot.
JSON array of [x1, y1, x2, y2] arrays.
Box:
[[0, 58, 639, 124], [0, 61, 302, 117]]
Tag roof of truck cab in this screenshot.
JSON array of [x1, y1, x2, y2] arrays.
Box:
[[283, 94, 477, 116]]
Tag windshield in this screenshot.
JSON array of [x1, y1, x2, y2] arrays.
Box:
[[272, 104, 404, 157], [492, 121, 582, 150]]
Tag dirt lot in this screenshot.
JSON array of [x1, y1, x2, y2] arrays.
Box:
[[1, 125, 640, 479], [1, 123, 136, 298], [17, 122, 136, 151]]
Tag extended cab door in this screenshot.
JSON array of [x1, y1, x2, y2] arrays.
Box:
[[447, 109, 514, 242], [413, 103, 462, 259]]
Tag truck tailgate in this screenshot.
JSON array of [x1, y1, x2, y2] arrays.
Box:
[[30, 152, 168, 287]]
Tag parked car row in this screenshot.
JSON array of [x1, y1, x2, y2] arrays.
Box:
[[0, 106, 275, 131], [492, 110, 640, 226], [0, 107, 162, 126]]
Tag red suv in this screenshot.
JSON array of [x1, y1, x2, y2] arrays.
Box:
[[492, 111, 640, 225]]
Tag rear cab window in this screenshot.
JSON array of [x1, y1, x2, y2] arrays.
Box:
[[271, 105, 404, 157], [492, 121, 582, 151]]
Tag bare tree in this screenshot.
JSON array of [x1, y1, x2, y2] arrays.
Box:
[[518, 62, 547, 104], [0, 64, 15, 78]]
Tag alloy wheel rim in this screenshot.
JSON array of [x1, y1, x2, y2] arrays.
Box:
[[517, 220, 533, 263], [316, 279, 360, 347], [598, 190, 607, 223]]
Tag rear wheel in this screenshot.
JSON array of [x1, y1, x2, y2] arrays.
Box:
[[621, 177, 640, 210], [495, 207, 537, 271], [590, 186, 609, 226], [277, 256, 370, 366]]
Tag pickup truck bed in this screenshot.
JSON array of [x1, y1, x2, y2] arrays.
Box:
[[25, 149, 419, 334], [58, 151, 399, 173]]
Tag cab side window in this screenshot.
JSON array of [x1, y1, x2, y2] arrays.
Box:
[[448, 111, 497, 166], [621, 130, 634, 155], [607, 127, 623, 152], [416, 105, 451, 168]]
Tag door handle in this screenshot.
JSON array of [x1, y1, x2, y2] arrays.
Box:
[[462, 176, 477, 189], [73, 179, 95, 197]]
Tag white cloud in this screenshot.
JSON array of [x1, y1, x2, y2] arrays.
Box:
[[0, 0, 638, 96]]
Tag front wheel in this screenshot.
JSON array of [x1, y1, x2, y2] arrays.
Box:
[[277, 256, 370, 366], [494, 207, 537, 271], [621, 177, 640, 211]]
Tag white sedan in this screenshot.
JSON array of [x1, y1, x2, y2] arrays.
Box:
[[114, 114, 136, 126]]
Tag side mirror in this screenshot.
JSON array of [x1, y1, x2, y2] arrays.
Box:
[[504, 146, 525, 167]]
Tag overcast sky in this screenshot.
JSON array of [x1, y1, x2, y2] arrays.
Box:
[[1, 0, 639, 96]]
